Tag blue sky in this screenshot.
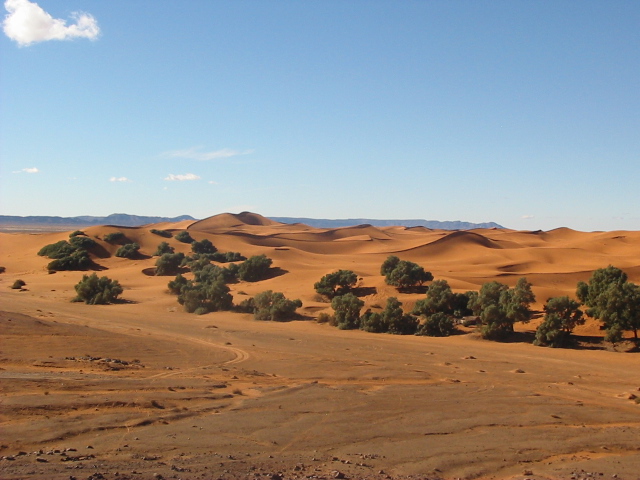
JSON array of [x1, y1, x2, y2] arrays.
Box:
[[1, 1, 639, 231]]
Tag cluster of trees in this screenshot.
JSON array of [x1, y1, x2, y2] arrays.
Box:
[[38, 232, 96, 271], [165, 252, 300, 318]]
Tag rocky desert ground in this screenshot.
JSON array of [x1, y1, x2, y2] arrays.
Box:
[[1, 213, 639, 480]]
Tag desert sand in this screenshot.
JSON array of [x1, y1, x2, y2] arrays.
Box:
[[1, 212, 639, 480]]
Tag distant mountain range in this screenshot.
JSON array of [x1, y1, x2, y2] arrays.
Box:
[[271, 217, 504, 230], [0, 213, 196, 227], [0, 213, 503, 230]]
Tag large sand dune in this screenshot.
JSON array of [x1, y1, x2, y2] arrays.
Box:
[[1, 213, 639, 480]]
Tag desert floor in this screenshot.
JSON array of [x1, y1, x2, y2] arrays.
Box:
[[1, 213, 639, 480]]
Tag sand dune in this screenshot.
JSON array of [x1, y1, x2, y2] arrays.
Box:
[[1, 212, 639, 480]]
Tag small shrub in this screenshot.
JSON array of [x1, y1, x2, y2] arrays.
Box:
[[69, 235, 97, 250], [191, 238, 217, 255], [154, 241, 175, 256], [316, 312, 332, 324], [177, 279, 233, 313], [194, 306, 208, 315], [11, 279, 26, 289], [69, 230, 85, 237], [415, 312, 456, 337], [237, 254, 273, 282], [236, 297, 256, 314], [167, 274, 188, 294], [115, 243, 140, 259], [103, 232, 126, 244], [253, 290, 302, 321], [155, 252, 185, 275], [209, 251, 246, 263], [73, 273, 123, 304], [314, 270, 358, 299], [0, 266, 6, 273], [150, 228, 172, 238], [175, 231, 194, 243], [331, 293, 363, 330]]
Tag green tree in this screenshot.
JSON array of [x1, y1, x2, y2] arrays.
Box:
[[150, 228, 172, 238], [191, 238, 217, 254], [331, 293, 364, 330], [380, 255, 400, 276], [412, 279, 455, 317], [415, 312, 456, 337], [155, 252, 185, 276], [73, 273, 123, 304], [534, 296, 585, 347], [178, 279, 233, 313], [47, 249, 92, 271], [168, 273, 188, 294], [154, 241, 174, 256], [381, 297, 418, 335], [359, 309, 386, 333], [314, 270, 358, 299], [103, 232, 126, 244], [175, 230, 194, 243], [115, 242, 140, 259], [577, 265, 640, 340], [237, 254, 273, 282], [385, 259, 433, 290], [471, 278, 536, 340], [69, 235, 97, 250], [253, 290, 302, 321]]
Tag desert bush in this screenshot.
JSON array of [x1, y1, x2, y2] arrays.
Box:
[[150, 228, 172, 238], [154, 241, 174, 256], [381, 255, 432, 290], [413, 279, 455, 317], [381, 297, 418, 335], [359, 309, 386, 333], [103, 232, 126, 244], [0, 266, 5, 274], [191, 238, 217, 254], [314, 270, 357, 299], [331, 293, 363, 330], [47, 249, 92, 271], [577, 265, 640, 340], [235, 297, 256, 314], [469, 278, 536, 340], [194, 263, 238, 284], [69, 230, 85, 237], [237, 254, 273, 282], [115, 243, 140, 259], [73, 273, 123, 304], [177, 279, 233, 313], [415, 312, 456, 337], [38, 240, 76, 259], [11, 279, 26, 289], [253, 290, 302, 321], [155, 252, 185, 276], [167, 273, 188, 294], [209, 251, 246, 263], [534, 296, 585, 348], [175, 231, 194, 243], [316, 312, 332, 324], [69, 235, 97, 250]]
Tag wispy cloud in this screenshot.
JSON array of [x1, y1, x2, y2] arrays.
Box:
[[162, 147, 254, 161], [521, 215, 535, 220], [12, 166, 39, 173], [3, 0, 100, 47], [208, 180, 218, 185], [110, 176, 131, 183], [164, 173, 200, 181]]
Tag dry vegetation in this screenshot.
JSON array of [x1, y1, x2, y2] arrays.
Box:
[[1, 212, 639, 480]]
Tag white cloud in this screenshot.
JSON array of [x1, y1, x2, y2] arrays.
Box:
[[162, 147, 254, 161], [110, 176, 131, 182], [3, 0, 100, 46], [12, 166, 39, 173], [208, 180, 218, 185], [521, 215, 535, 220], [164, 173, 200, 181]]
